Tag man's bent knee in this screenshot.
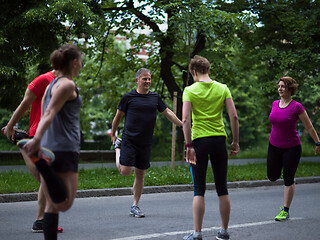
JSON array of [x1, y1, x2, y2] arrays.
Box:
[[119, 166, 133, 176]]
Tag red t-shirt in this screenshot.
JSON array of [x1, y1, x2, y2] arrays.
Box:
[[27, 71, 55, 136]]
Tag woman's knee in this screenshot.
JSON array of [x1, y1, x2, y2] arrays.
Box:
[[284, 178, 295, 186], [194, 184, 205, 196], [216, 185, 228, 197], [267, 174, 279, 182], [267, 170, 281, 182], [55, 198, 75, 212]]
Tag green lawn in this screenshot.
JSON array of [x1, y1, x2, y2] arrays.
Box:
[[1, 162, 319, 194]]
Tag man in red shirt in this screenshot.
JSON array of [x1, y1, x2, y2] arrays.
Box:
[[3, 70, 63, 233]]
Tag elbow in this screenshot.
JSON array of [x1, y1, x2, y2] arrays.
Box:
[[231, 114, 239, 122], [182, 118, 189, 125]]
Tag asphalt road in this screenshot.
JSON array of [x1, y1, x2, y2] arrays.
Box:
[[0, 183, 319, 240]]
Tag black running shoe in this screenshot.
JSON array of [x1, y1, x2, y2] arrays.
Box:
[[32, 220, 43, 233], [32, 220, 63, 233], [1, 127, 28, 144]]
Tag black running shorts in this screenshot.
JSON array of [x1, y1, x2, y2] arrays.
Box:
[[51, 151, 79, 173], [119, 138, 151, 170]]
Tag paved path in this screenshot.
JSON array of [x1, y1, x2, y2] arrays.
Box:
[[0, 157, 319, 172], [0, 183, 319, 240], [0, 157, 319, 203]]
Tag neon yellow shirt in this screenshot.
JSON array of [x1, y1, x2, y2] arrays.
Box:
[[182, 81, 232, 140]]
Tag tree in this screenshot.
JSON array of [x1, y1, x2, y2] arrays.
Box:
[[97, 0, 256, 153], [215, 0, 320, 135], [0, 0, 100, 109]]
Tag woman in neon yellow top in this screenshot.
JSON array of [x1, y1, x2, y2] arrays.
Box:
[[182, 55, 239, 240]]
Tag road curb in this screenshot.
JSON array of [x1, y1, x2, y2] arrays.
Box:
[[1, 176, 319, 203]]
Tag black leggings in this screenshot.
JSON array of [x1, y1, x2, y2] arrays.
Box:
[[191, 136, 228, 197], [267, 142, 301, 186]]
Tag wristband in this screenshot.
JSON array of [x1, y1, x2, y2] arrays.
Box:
[[316, 141, 320, 146], [185, 143, 193, 148]]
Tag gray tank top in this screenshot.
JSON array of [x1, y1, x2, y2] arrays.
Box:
[[41, 77, 82, 153]]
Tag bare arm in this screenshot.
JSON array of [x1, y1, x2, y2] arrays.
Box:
[[299, 110, 320, 155], [182, 101, 197, 165], [225, 98, 240, 156], [23, 79, 76, 156], [41, 85, 50, 116], [4, 88, 37, 141], [111, 109, 124, 144], [161, 108, 183, 127]]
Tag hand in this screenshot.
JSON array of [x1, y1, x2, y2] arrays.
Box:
[[186, 147, 197, 165], [315, 146, 320, 155], [23, 138, 41, 158], [111, 135, 117, 145], [3, 126, 15, 142], [230, 142, 240, 156]]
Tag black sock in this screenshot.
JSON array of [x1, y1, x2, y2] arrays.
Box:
[[35, 159, 67, 203], [284, 207, 289, 213], [43, 213, 58, 240]]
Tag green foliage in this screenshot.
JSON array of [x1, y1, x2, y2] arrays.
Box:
[[0, 0, 101, 110], [0, 170, 40, 193], [216, 0, 320, 132], [1, 0, 320, 150], [76, 37, 140, 139], [0, 108, 29, 148]]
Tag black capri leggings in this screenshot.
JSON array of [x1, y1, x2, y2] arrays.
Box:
[[267, 142, 301, 186], [191, 136, 228, 197]]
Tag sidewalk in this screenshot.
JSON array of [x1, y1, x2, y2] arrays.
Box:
[[0, 157, 319, 203], [0, 156, 318, 172]]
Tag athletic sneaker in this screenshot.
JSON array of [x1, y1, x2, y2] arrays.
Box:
[[216, 229, 229, 240], [274, 206, 289, 221], [130, 205, 145, 218], [183, 232, 202, 240], [114, 137, 122, 149], [17, 139, 55, 164], [32, 220, 63, 233], [32, 220, 44, 233], [1, 127, 28, 144]]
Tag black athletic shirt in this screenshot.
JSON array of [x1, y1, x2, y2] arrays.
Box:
[[118, 90, 167, 145]]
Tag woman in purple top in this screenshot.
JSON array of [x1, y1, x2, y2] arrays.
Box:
[[267, 76, 320, 221]]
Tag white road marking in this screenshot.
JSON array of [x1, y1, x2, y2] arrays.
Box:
[[111, 217, 304, 240]]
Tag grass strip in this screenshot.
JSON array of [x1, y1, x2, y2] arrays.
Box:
[[0, 162, 319, 194]]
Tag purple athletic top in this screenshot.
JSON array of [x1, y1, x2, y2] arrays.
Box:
[[269, 100, 305, 148]]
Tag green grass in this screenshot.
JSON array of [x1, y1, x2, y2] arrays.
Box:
[[1, 162, 319, 194]]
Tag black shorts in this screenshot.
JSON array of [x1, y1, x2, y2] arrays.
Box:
[[267, 142, 301, 186], [119, 138, 151, 170], [51, 151, 79, 173], [191, 136, 228, 197]]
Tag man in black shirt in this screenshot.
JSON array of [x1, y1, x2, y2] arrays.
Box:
[[111, 68, 182, 217]]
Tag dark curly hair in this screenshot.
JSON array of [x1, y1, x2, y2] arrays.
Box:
[[277, 76, 298, 96]]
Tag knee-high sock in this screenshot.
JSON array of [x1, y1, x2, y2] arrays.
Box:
[[43, 213, 58, 240], [35, 159, 67, 203]]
